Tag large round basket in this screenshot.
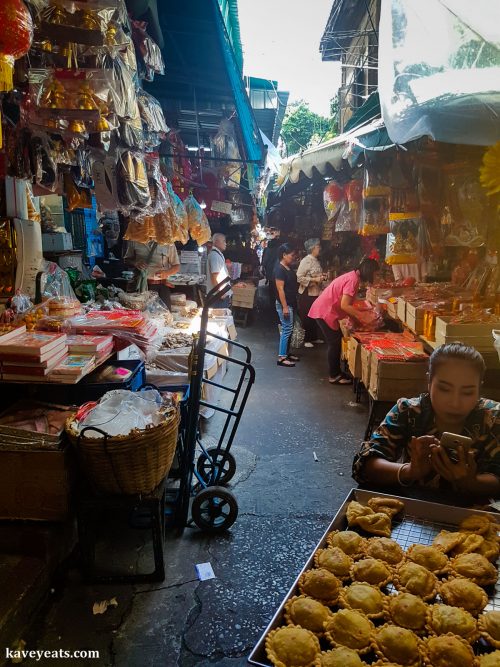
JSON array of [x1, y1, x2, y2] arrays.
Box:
[[65, 408, 180, 495]]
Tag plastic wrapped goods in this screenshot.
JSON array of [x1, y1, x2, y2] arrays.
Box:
[[184, 194, 211, 246]]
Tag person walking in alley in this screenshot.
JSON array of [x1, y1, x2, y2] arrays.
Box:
[[206, 233, 232, 308], [275, 243, 299, 367], [309, 257, 379, 384], [297, 238, 326, 348]]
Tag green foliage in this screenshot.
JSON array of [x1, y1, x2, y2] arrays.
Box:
[[281, 99, 338, 156]]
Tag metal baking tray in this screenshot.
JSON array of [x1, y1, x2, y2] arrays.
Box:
[[248, 488, 500, 667]]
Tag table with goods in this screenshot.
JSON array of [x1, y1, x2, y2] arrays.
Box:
[[249, 489, 500, 667]]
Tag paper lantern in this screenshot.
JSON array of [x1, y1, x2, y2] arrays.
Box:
[[0, 0, 33, 92]]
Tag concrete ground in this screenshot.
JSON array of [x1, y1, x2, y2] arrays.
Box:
[[20, 305, 369, 667]]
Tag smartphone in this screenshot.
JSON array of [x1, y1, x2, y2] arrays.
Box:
[[440, 432, 473, 463]]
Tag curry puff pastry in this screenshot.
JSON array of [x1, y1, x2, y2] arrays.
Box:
[[313, 647, 367, 667], [421, 633, 476, 667], [478, 650, 500, 666], [323, 609, 374, 654], [384, 592, 428, 633], [394, 562, 438, 601], [367, 496, 405, 519], [266, 625, 321, 667], [439, 577, 489, 616], [479, 611, 500, 649], [433, 529, 467, 554], [350, 558, 392, 588], [365, 537, 405, 565], [284, 596, 333, 636], [459, 513, 498, 536], [450, 553, 498, 587], [405, 544, 449, 575], [326, 530, 366, 558], [372, 623, 422, 666], [298, 568, 341, 606], [426, 603, 478, 643], [346, 502, 392, 537], [314, 548, 353, 581], [339, 582, 385, 619]]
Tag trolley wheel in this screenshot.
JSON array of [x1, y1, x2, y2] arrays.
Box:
[[196, 448, 236, 485], [191, 486, 238, 533]]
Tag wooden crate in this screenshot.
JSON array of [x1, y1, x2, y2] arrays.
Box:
[[347, 337, 362, 379], [361, 345, 372, 388], [231, 285, 256, 309], [369, 356, 429, 402], [434, 317, 500, 352]]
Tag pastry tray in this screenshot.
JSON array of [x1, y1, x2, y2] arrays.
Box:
[[248, 488, 500, 667]]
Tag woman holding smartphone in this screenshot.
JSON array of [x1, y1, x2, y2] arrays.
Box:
[[352, 343, 500, 498]]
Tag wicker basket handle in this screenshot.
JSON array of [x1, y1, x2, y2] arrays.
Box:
[[78, 426, 109, 442]]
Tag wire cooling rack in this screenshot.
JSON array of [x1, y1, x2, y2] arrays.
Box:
[[390, 514, 500, 611]]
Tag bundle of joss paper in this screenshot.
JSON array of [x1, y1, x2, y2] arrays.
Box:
[[353, 331, 428, 362], [68, 310, 160, 355]]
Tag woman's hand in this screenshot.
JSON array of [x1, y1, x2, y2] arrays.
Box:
[[430, 444, 477, 485], [405, 436, 439, 482], [283, 305, 290, 318]]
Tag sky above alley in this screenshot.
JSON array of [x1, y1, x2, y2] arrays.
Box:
[[238, 0, 342, 117]]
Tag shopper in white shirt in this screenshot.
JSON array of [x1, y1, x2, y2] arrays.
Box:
[[206, 233, 232, 307], [297, 238, 326, 348]]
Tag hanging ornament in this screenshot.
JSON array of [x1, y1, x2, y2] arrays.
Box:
[[69, 119, 86, 134], [95, 115, 110, 132], [40, 80, 66, 109], [0, 0, 33, 92], [76, 83, 98, 110]]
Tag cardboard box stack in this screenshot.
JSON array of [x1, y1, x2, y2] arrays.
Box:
[[231, 283, 256, 310]]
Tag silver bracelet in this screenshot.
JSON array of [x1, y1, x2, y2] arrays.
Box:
[[397, 463, 414, 487]]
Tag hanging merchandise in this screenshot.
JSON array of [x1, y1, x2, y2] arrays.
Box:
[[386, 153, 421, 264], [0, 220, 17, 299], [336, 178, 362, 233], [131, 20, 165, 82], [29, 133, 58, 194], [39, 3, 128, 49], [166, 181, 189, 245], [64, 172, 92, 211], [323, 181, 344, 221], [441, 163, 488, 247], [360, 154, 390, 236], [212, 119, 241, 189], [137, 89, 169, 148], [184, 193, 211, 246], [0, 0, 33, 92], [117, 150, 151, 212], [480, 141, 500, 205]]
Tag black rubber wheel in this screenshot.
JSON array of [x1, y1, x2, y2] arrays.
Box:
[[191, 486, 238, 533], [196, 448, 236, 485]]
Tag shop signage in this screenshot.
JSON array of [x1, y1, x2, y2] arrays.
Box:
[[211, 200, 233, 215]]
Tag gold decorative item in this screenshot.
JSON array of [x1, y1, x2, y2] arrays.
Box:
[[40, 39, 52, 52], [77, 83, 97, 110], [480, 141, 500, 205], [95, 115, 110, 132], [105, 24, 118, 46], [45, 5, 68, 25], [40, 80, 66, 108], [82, 10, 100, 31], [69, 119, 86, 134]]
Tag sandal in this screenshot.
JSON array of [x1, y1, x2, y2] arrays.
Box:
[[277, 358, 295, 367], [287, 354, 300, 362], [329, 375, 352, 385]]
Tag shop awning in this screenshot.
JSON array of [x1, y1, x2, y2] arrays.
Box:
[[277, 118, 393, 185]]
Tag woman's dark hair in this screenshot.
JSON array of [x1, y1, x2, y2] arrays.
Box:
[[429, 343, 486, 382], [357, 258, 380, 283], [278, 243, 295, 260]]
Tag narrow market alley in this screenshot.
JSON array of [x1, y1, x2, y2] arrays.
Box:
[[23, 304, 369, 667]]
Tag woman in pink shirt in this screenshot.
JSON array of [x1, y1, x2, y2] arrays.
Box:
[[309, 258, 379, 384]]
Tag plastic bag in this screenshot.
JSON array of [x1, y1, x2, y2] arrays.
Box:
[[441, 164, 488, 247], [166, 181, 189, 245], [75, 389, 164, 437], [137, 89, 169, 134], [184, 194, 211, 246], [323, 181, 344, 221], [131, 20, 165, 81], [117, 150, 151, 211], [212, 119, 241, 188], [386, 216, 420, 265], [40, 260, 78, 300], [290, 317, 305, 349], [379, 0, 500, 146], [360, 195, 390, 236], [64, 173, 92, 211]]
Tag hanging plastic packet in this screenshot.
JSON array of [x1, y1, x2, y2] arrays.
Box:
[[386, 216, 420, 265], [131, 20, 165, 82], [323, 181, 344, 221], [167, 181, 189, 245], [184, 194, 211, 246], [29, 133, 58, 195], [360, 154, 390, 236], [39, 2, 127, 48], [64, 173, 92, 211], [117, 150, 151, 211]]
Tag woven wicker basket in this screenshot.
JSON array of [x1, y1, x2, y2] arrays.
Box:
[[65, 408, 180, 495]]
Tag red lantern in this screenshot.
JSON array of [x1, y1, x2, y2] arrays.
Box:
[[0, 0, 33, 92]]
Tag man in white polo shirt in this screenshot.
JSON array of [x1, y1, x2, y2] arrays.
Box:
[[206, 233, 232, 307]]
